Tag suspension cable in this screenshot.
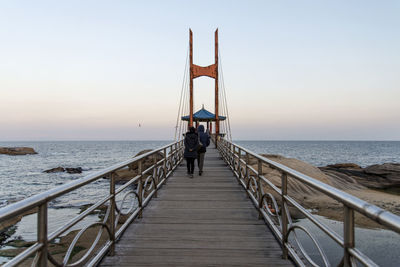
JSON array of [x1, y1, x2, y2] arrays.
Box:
[[174, 46, 189, 141], [219, 71, 227, 139], [179, 64, 190, 139], [218, 48, 232, 140], [180, 72, 189, 138], [219, 63, 228, 139]]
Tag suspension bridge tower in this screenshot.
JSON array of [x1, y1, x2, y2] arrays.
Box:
[[176, 29, 231, 144], [189, 28, 220, 139]]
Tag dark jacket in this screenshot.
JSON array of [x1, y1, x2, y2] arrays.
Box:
[[197, 125, 210, 153], [184, 132, 199, 158]]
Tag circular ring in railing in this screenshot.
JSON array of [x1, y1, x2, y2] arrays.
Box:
[[63, 222, 112, 267], [260, 193, 282, 227], [165, 159, 171, 171], [233, 160, 239, 172], [229, 155, 234, 166], [286, 225, 331, 267], [116, 190, 140, 216], [246, 176, 258, 198], [166, 157, 173, 171], [240, 165, 246, 179], [142, 175, 155, 199], [157, 166, 164, 180]]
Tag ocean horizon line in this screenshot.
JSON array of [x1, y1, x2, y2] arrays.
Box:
[[1, 139, 400, 142]]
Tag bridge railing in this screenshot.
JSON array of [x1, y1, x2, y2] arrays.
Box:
[[0, 140, 184, 267], [218, 138, 400, 267]]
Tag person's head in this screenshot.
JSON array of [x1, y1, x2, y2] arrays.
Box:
[[198, 125, 205, 133], [189, 126, 196, 133]]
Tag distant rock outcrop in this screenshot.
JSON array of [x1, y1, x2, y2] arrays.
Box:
[[44, 167, 65, 173], [43, 167, 83, 174], [0, 147, 37, 155], [65, 167, 83, 174], [326, 163, 362, 169]]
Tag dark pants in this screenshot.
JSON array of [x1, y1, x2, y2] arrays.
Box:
[[198, 152, 205, 172], [186, 157, 195, 174]]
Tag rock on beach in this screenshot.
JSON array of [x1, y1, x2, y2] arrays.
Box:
[[111, 149, 164, 183], [0, 147, 37, 155], [320, 163, 400, 189], [43, 167, 83, 174]]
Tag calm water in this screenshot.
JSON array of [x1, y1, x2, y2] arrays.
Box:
[[0, 141, 170, 207], [1, 140, 399, 265]]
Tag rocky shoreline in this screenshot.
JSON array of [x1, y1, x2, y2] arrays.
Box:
[[320, 162, 400, 189], [253, 154, 400, 228], [107, 149, 164, 184], [43, 167, 84, 174]]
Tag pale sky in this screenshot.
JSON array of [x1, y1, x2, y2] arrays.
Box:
[[0, 1, 399, 140]]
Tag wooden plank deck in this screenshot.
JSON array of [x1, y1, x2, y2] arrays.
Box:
[[100, 147, 293, 266]]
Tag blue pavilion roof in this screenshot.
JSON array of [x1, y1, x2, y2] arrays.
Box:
[[181, 107, 226, 121]]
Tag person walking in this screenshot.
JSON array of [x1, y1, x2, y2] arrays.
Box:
[[184, 126, 199, 178], [197, 125, 210, 176]]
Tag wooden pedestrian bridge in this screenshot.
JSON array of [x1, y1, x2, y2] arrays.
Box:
[[1, 139, 400, 267], [1, 29, 400, 266]]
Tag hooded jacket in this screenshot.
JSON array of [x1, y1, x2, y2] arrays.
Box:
[[197, 125, 210, 153], [184, 131, 199, 158]]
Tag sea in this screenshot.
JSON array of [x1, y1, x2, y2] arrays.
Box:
[[1, 140, 399, 265]]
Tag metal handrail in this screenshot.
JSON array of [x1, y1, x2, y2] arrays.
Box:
[[0, 140, 184, 266], [217, 138, 400, 267]]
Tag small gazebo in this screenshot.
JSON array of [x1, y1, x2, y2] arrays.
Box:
[[181, 105, 226, 134]]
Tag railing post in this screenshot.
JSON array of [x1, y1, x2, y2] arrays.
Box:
[[169, 146, 172, 170], [281, 173, 289, 259], [109, 172, 116, 256], [234, 146, 240, 185], [238, 148, 242, 179], [37, 203, 48, 266], [245, 152, 250, 183], [225, 140, 228, 160], [225, 140, 228, 159], [181, 140, 184, 160], [153, 154, 158, 198], [257, 159, 263, 219], [163, 148, 167, 184], [138, 159, 143, 218], [343, 205, 355, 267], [173, 143, 177, 167], [230, 143, 234, 166], [224, 139, 227, 159], [180, 141, 183, 161], [219, 139, 223, 158]]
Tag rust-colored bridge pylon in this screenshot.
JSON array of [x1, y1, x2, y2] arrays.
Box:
[[189, 28, 219, 138]]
